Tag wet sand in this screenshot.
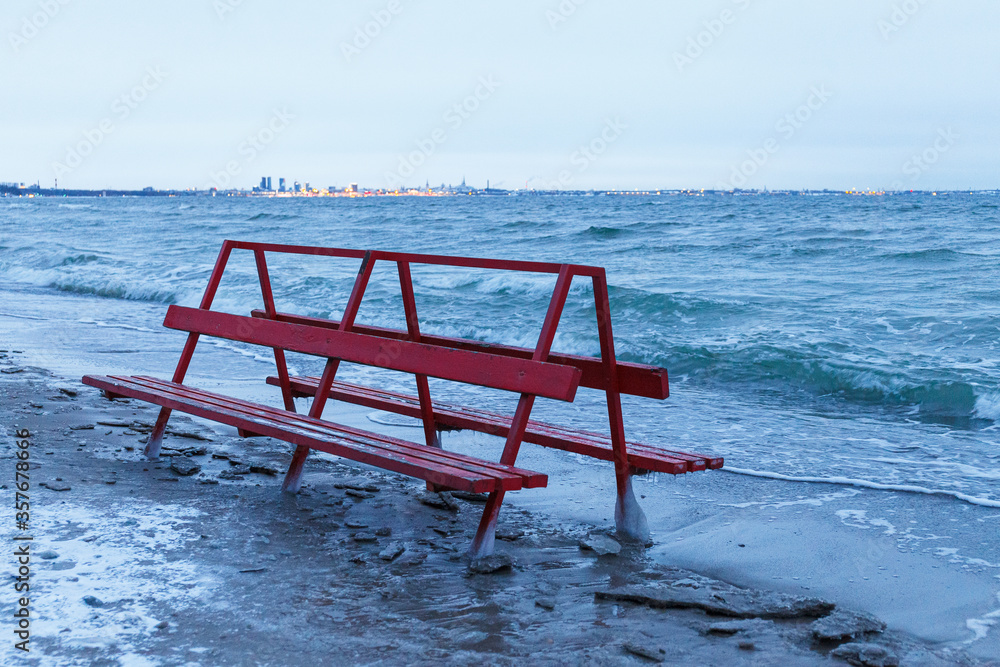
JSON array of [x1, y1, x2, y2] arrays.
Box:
[[0, 359, 993, 666]]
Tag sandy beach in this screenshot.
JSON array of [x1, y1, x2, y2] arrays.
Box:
[[2, 356, 994, 666]]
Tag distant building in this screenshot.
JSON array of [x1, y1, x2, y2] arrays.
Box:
[[347, 183, 358, 193], [266, 177, 272, 191], [279, 178, 286, 192], [293, 181, 301, 192], [260, 177, 267, 190]]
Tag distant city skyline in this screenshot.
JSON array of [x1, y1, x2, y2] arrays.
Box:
[[3, 1, 998, 191]]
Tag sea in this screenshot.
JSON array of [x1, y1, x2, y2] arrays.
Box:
[[2, 193, 1000, 652]]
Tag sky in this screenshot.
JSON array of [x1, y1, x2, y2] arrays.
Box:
[[2, 0, 998, 191]]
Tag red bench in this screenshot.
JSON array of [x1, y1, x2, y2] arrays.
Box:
[[82, 241, 722, 557]]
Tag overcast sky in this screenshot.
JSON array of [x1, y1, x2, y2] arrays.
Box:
[[3, 0, 998, 190]]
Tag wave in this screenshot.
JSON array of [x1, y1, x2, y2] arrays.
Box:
[[879, 248, 966, 262], [247, 213, 300, 221], [622, 340, 998, 422], [721, 467, 1000, 509], [59, 253, 103, 266], [609, 285, 750, 318], [975, 392, 1000, 421], [581, 225, 630, 239], [50, 279, 179, 304]]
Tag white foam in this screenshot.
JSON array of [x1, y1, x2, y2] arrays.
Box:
[[835, 509, 897, 535], [965, 593, 1000, 643], [974, 391, 1000, 421], [722, 467, 1000, 508]]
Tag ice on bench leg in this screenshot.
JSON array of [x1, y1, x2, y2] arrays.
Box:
[[615, 476, 650, 544], [281, 445, 309, 493], [143, 408, 170, 459], [468, 490, 503, 559]]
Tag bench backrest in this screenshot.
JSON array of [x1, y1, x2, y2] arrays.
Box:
[[250, 309, 669, 400], [165, 305, 581, 402]]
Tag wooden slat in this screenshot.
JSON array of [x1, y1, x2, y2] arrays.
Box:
[[251, 309, 669, 400], [268, 376, 723, 474], [126, 375, 547, 489], [165, 306, 581, 402], [82, 375, 548, 492]]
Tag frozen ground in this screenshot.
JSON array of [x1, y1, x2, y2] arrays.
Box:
[[1, 360, 995, 665]]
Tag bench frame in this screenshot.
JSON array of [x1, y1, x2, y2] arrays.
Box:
[[92, 240, 715, 557]]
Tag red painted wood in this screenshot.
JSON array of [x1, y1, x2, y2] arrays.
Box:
[[254, 249, 296, 413], [225, 240, 598, 276], [250, 310, 669, 400], [268, 376, 722, 474], [593, 271, 632, 498], [164, 306, 582, 402], [396, 260, 439, 449], [126, 375, 547, 488], [82, 375, 547, 492]]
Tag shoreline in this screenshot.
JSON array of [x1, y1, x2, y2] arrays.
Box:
[[1, 360, 993, 665]]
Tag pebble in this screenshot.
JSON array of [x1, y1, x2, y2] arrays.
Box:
[[378, 543, 406, 562], [830, 642, 899, 667], [375, 527, 392, 537], [82, 595, 104, 608], [623, 641, 666, 663], [97, 419, 132, 427], [170, 460, 202, 476], [468, 554, 513, 574], [450, 490, 487, 503], [418, 492, 459, 512], [40, 481, 72, 492], [535, 597, 556, 611], [37, 550, 60, 560], [811, 609, 886, 641], [496, 528, 524, 542], [353, 532, 378, 543], [335, 483, 380, 493]]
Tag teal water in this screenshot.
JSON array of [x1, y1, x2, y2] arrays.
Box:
[[2, 193, 999, 503]]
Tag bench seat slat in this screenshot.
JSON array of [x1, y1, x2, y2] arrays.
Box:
[[125, 375, 547, 489], [82, 375, 547, 493], [251, 309, 670, 400], [167, 306, 581, 402], [267, 376, 723, 474]]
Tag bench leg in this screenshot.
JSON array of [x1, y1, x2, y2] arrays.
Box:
[[281, 445, 310, 493], [468, 489, 504, 559], [143, 407, 171, 459], [614, 475, 650, 544]]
